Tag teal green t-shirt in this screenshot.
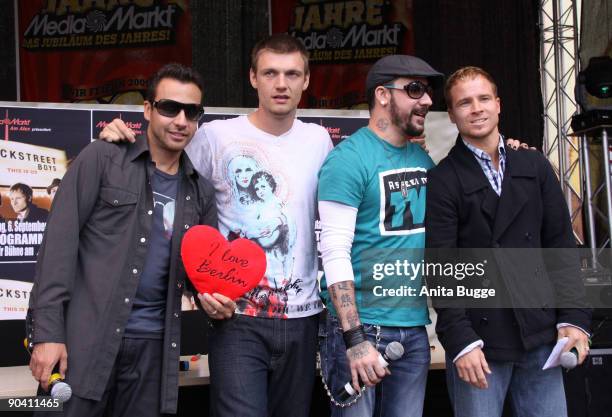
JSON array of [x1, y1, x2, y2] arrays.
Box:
[[318, 127, 434, 327]]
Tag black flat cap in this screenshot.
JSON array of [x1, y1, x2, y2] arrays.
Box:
[[366, 55, 444, 96]]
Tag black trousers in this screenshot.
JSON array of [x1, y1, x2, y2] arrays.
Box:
[[36, 337, 164, 417]]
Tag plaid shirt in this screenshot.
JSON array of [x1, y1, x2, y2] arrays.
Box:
[[462, 135, 506, 195]]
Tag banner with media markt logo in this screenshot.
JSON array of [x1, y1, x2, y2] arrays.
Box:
[[18, 0, 192, 104], [271, 0, 415, 109]]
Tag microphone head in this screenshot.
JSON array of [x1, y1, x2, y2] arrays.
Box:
[[385, 341, 404, 361], [50, 381, 72, 403], [560, 351, 578, 369]]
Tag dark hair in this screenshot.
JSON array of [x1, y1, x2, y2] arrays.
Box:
[[445, 66, 497, 108], [145, 63, 205, 105], [249, 171, 277, 201], [250, 34, 309, 74], [10, 183, 33, 202]]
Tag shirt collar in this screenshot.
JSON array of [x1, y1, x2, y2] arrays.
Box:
[[126, 134, 150, 162], [462, 134, 505, 161], [125, 134, 198, 178]]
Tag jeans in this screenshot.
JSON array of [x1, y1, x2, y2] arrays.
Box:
[[36, 337, 163, 417], [319, 314, 430, 417], [208, 313, 319, 417], [446, 343, 567, 417]]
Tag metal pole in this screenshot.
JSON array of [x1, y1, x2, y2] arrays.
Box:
[[581, 134, 597, 266], [601, 129, 612, 244], [267, 0, 272, 35], [539, 0, 551, 154], [552, 0, 569, 201], [14, 0, 20, 101], [571, 0, 580, 71]]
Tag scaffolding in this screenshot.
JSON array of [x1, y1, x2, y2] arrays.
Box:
[[540, 0, 611, 284], [539, 0, 584, 243]]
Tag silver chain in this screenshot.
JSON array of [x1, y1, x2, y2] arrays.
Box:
[[318, 324, 382, 408]]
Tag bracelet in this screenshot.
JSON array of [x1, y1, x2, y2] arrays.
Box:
[[343, 324, 368, 349]]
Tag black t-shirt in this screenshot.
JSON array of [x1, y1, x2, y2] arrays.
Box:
[[125, 168, 180, 337]]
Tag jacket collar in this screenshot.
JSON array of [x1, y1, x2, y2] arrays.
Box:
[[447, 134, 536, 240], [448, 134, 535, 191], [126, 133, 150, 162], [125, 134, 198, 178], [448, 135, 491, 194]]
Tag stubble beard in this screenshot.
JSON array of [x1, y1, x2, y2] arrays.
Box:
[[390, 96, 425, 137]]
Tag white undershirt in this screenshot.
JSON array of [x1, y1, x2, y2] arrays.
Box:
[[318, 200, 357, 287]]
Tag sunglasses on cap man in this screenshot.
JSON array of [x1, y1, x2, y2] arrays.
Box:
[[152, 99, 205, 121], [383, 80, 434, 100]]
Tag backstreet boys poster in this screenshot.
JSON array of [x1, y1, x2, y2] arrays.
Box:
[[0, 104, 91, 320], [18, 0, 192, 104], [271, 0, 415, 109], [0, 106, 90, 264]]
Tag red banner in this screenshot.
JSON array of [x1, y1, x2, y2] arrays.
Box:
[[271, 0, 415, 109], [18, 0, 192, 104]]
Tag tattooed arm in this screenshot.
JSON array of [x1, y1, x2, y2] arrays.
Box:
[[329, 281, 388, 390], [319, 200, 388, 390]]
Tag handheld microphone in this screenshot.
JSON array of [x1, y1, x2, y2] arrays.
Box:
[[560, 348, 579, 369], [23, 338, 73, 402], [335, 341, 404, 402], [48, 373, 72, 402]]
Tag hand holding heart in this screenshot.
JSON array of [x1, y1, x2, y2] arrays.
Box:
[[198, 292, 235, 319], [181, 225, 267, 300]]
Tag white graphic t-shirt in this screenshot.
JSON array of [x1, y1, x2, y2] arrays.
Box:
[[187, 115, 332, 318]]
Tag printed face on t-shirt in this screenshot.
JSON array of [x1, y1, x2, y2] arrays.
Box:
[[228, 156, 258, 190], [254, 176, 274, 200]]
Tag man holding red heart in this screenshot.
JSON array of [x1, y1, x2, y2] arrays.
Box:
[[100, 35, 333, 417], [27, 63, 217, 417], [190, 33, 333, 417]]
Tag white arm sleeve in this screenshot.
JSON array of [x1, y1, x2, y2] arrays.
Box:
[[318, 200, 358, 287]]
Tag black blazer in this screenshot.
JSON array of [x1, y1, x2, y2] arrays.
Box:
[[425, 136, 591, 361]]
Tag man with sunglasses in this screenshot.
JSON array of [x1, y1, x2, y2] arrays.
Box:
[[27, 63, 217, 417], [100, 34, 332, 417], [317, 55, 443, 417]]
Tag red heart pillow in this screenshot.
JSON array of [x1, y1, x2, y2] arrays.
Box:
[[181, 225, 267, 300]]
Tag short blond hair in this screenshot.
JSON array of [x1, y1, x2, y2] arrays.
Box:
[[444, 66, 497, 108]]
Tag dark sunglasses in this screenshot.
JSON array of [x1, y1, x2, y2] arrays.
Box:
[[152, 99, 204, 121], [383, 81, 434, 100]]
